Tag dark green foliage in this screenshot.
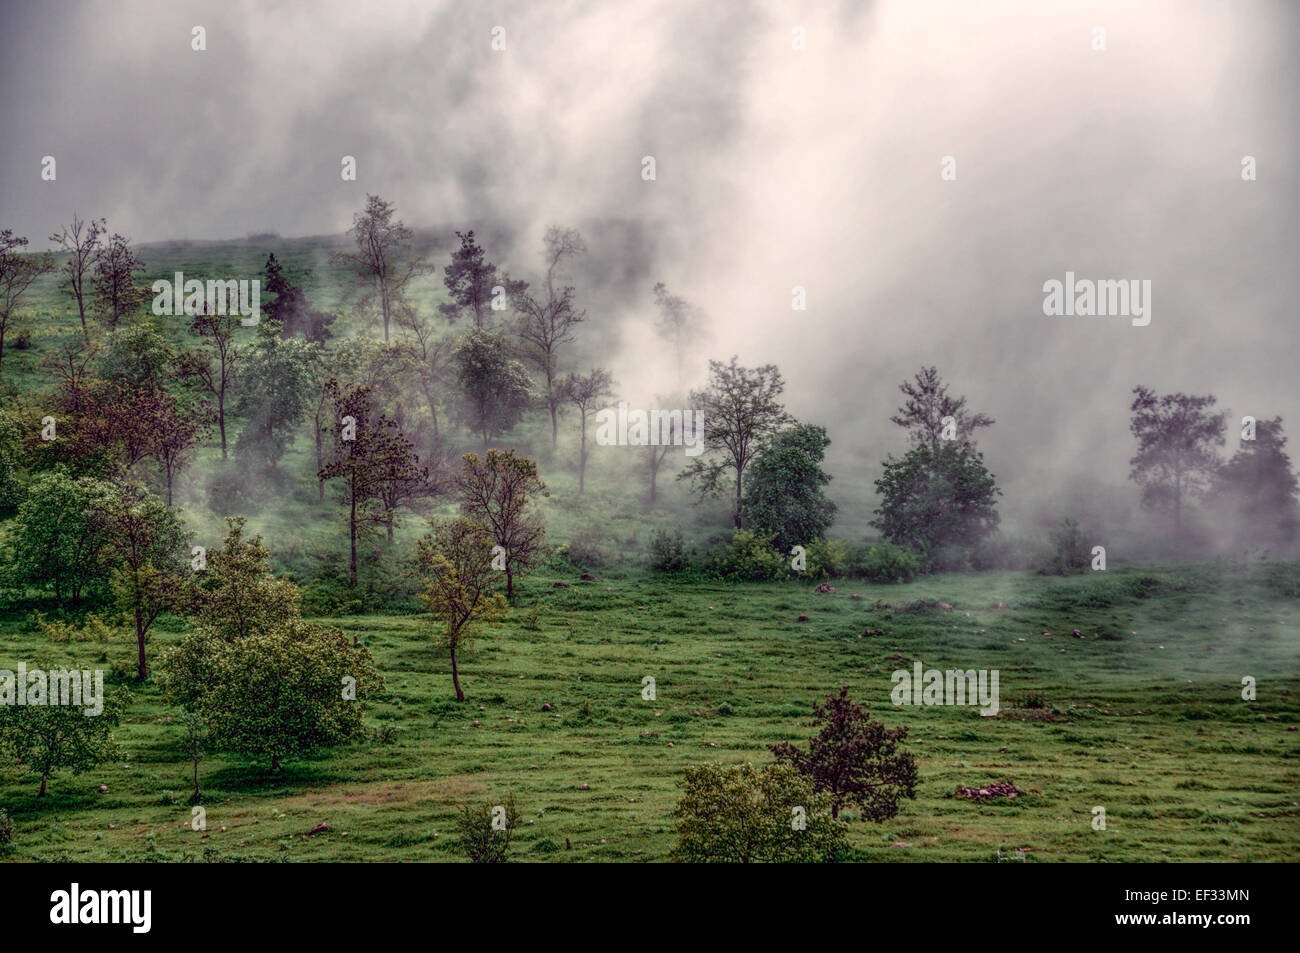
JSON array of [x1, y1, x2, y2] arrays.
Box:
[[741, 423, 836, 553], [455, 792, 520, 863]]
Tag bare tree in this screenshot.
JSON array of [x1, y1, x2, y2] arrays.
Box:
[[178, 311, 241, 459], [49, 215, 106, 342], [0, 230, 53, 371], [513, 226, 588, 449], [92, 233, 148, 330], [562, 368, 614, 493], [331, 194, 426, 341]]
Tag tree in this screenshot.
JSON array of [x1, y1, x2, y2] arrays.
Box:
[[1128, 386, 1226, 539], [450, 328, 534, 447], [6, 470, 116, 605], [513, 226, 587, 448], [890, 366, 994, 450], [180, 712, 206, 804], [97, 322, 172, 390], [562, 368, 614, 493], [0, 230, 53, 372], [320, 384, 430, 583], [741, 423, 837, 552], [441, 230, 525, 329], [456, 450, 547, 598], [769, 686, 917, 820], [191, 620, 380, 771], [99, 483, 189, 679], [330, 194, 426, 341], [1210, 416, 1299, 549], [178, 309, 240, 458], [455, 793, 521, 862], [49, 215, 105, 342], [147, 390, 207, 506], [263, 253, 335, 343], [671, 761, 846, 863], [681, 357, 793, 528], [233, 322, 315, 473], [193, 517, 300, 641], [0, 689, 126, 796], [416, 517, 508, 701], [653, 283, 703, 388], [91, 233, 148, 330], [871, 442, 1001, 565]]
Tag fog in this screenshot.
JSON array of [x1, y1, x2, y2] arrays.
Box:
[[2, 0, 1297, 545]]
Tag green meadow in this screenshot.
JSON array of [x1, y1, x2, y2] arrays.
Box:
[[2, 562, 1297, 863]]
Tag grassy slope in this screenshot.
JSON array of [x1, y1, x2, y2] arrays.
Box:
[[2, 563, 1297, 863]]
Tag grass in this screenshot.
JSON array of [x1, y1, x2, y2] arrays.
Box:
[[1, 562, 1297, 863]]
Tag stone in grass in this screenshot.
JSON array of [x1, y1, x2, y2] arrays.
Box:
[[816, 582, 836, 594], [797, 614, 809, 622], [850, 593, 863, 600], [954, 781, 1019, 801], [553, 581, 570, 588], [579, 572, 596, 581]]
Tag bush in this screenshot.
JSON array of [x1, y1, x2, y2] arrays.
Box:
[[0, 808, 13, 848], [802, 539, 849, 579], [455, 793, 520, 863], [1036, 518, 1090, 575], [565, 524, 612, 569], [11, 329, 31, 350], [671, 762, 846, 863], [704, 529, 788, 581], [851, 542, 920, 583], [648, 529, 689, 573]]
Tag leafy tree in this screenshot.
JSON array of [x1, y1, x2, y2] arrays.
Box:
[[416, 517, 507, 701], [450, 328, 534, 447], [49, 215, 105, 341], [1210, 416, 1299, 549], [1128, 386, 1225, 538], [320, 384, 430, 583], [96, 322, 172, 390], [331, 194, 426, 341], [6, 470, 116, 605], [872, 442, 1000, 565], [456, 449, 547, 598], [233, 322, 316, 472], [147, 390, 207, 506], [194, 517, 301, 641], [0, 411, 27, 515], [671, 761, 846, 863], [455, 793, 521, 862], [890, 366, 994, 450], [0, 230, 53, 372], [562, 368, 614, 493], [769, 686, 917, 820], [512, 226, 587, 448], [681, 357, 793, 528], [0, 688, 126, 796], [741, 423, 837, 552], [180, 712, 206, 804], [99, 483, 189, 679], [441, 230, 525, 329], [91, 233, 148, 330], [192, 620, 380, 771]]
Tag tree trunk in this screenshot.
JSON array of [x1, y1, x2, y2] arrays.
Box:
[[578, 415, 587, 494], [506, 565, 514, 599], [39, 772, 48, 797], [192, 759, 201, 799], [136, 606, 147, 679], [349, 491, 358, 586], [271, 754, 280, 771], [217, 391, 227, 459], [550, 401, 558, 450], [450, 646, 465, 702], [733, 473, 744, 528]]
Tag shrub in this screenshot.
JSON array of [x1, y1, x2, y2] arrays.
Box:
[[648, 528, 689, 573], [671, 762, 846, 863], [0, 808, 13, 848], [455, 793, 520, 863], [11, 329, 31, 350], [1036, 518, 1090, 575], [855, 542, 920, 583], [565, 523, 612, 569], [704, 529, 788, 581], [802, 539, 849, 579]]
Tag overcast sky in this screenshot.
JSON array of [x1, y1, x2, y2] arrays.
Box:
[[2, 0, 1297, 534]]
